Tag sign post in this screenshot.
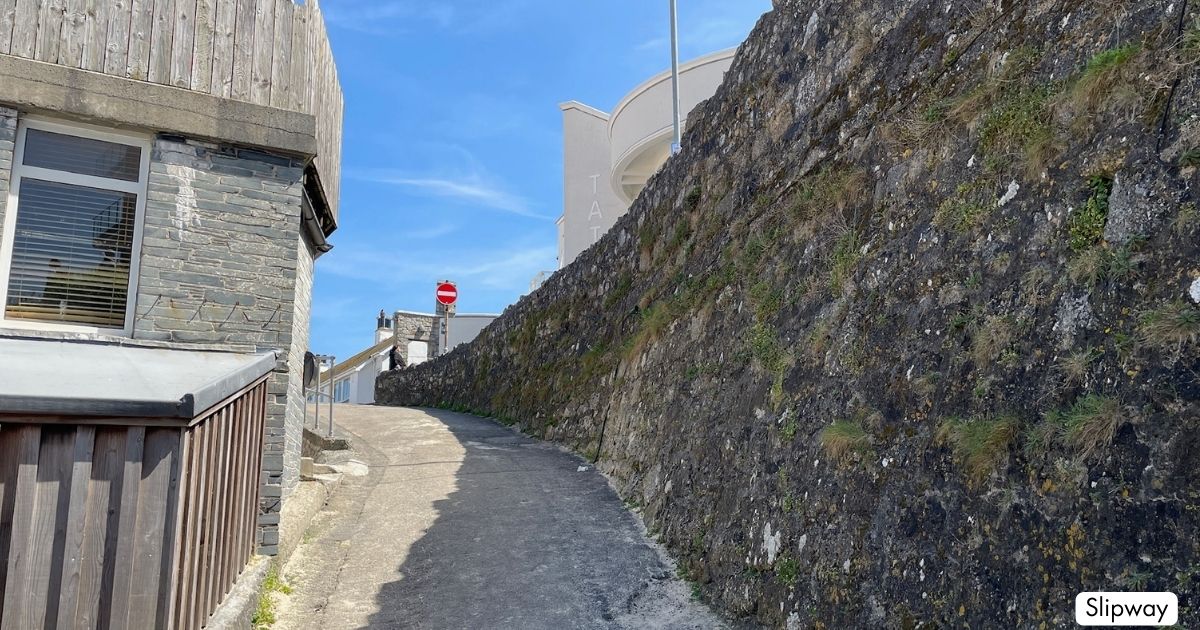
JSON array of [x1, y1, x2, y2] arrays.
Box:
[[436, 281, 458, 356]]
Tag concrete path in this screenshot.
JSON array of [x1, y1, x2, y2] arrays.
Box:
[[273, 405, 730, 630]]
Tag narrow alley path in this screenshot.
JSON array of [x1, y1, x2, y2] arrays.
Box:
[[273, 405, 729, 630]]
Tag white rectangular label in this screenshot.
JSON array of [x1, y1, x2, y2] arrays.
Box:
[[1075, 592, 1178, 626]]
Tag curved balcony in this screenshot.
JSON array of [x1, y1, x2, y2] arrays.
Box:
[[608, 49, 735, 205]]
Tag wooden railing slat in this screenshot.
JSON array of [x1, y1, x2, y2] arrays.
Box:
[[0, 424, 28, 620], [248, 0, 273, 105], [105, 426, 145, 628], [229, 0, 254, 99], [0, 425, 43, 630], [126, 0, 153, 79], [74, 428, 127, 629], [125, 429, 177, 623], [0, 0, 17, 54], [54, 425, 95, 629], [58, 0, 88, 67], [169, 0, 196, 87], [101, 0, 132, 75], [33, 0, 65, 63]]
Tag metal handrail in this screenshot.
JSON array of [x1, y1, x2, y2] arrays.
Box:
[[302, 354, 336, 438]]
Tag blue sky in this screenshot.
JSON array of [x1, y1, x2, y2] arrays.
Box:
[[312, 0, 772, 360]]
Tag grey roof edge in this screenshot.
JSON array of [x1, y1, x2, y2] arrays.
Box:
[[187, 351, 278, 418], [0, 396, 190, 419], [0, 349, 277, 420]]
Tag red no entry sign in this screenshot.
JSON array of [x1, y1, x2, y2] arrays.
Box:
[[436, 282, 458, 306]]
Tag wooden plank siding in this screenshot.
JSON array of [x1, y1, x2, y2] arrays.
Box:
[[173, 377, 267, 630], [0, 377, 268, 629], [0, 0, 343, 216]]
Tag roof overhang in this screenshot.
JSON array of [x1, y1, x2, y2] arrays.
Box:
[[0, 339, 276, 421], [0, 53, 317, 157]]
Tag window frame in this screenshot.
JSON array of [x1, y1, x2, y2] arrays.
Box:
[[0, 117, 152, 336]]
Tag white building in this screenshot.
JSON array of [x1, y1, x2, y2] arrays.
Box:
[[557, 49, 736, 269], [321, 309, 499, 404]]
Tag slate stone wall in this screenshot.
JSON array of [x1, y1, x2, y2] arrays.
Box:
[[380, 0, 1200, 626], [137, 137, 311, 554]]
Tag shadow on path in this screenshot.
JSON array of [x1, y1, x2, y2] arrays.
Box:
[[363, 409, 675, 629]]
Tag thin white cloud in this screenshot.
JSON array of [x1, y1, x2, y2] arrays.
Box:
[[407, 223, 458, 240], [322, 1, 455, 34], [688, 17, 751, 51], [629, 2, 767, 64], [320, 242, 557, 292], [635, 37, 667, 51], [323, 0, 528, 35], [350, 170, 548, 220], [311, 295, 361, 322]]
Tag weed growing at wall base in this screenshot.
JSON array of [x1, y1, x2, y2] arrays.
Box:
[[828, 231, 862, 293], [1179, 147, 1200, 169], [978, 85, 1057, 176], [252, 566, 294, 629], [935, 183, 991, 232], [789, 167, 868, 223], [1055, 347, 1099, 388], [971, 314, 1015, 367]]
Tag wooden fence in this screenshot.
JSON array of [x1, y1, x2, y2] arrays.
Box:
[[0, 377, 267, 629], [173, 379, 266, 630], [0, 0, 344, 215]]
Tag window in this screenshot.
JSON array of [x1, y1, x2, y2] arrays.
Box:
[[333, 379, 351, 403], [0, 119, 150, 333]]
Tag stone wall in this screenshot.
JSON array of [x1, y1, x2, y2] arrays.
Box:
[[136, 137, 312, 554], [392, 310, 440, 364], [285, 232, 316, 480], [380, 0, 1200, 627]]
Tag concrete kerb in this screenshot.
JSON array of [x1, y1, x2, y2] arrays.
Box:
[[204, 556, 271, 630], [205, 473, 344, 629]]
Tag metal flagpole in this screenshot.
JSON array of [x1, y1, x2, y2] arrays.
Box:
[[670, 0, 682, 155]]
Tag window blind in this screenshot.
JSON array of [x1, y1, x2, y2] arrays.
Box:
[[22, 129, 143, 182], [3, 127, 144, 330]]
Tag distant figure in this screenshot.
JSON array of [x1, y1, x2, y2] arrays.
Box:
[[388, 343, 405, 370]]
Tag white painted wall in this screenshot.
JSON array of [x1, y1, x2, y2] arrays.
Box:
[[560, 102, 624, 270], [445, 314, 498, 352], [557, 50, 736, 269], [608, 50, 736, 204]]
